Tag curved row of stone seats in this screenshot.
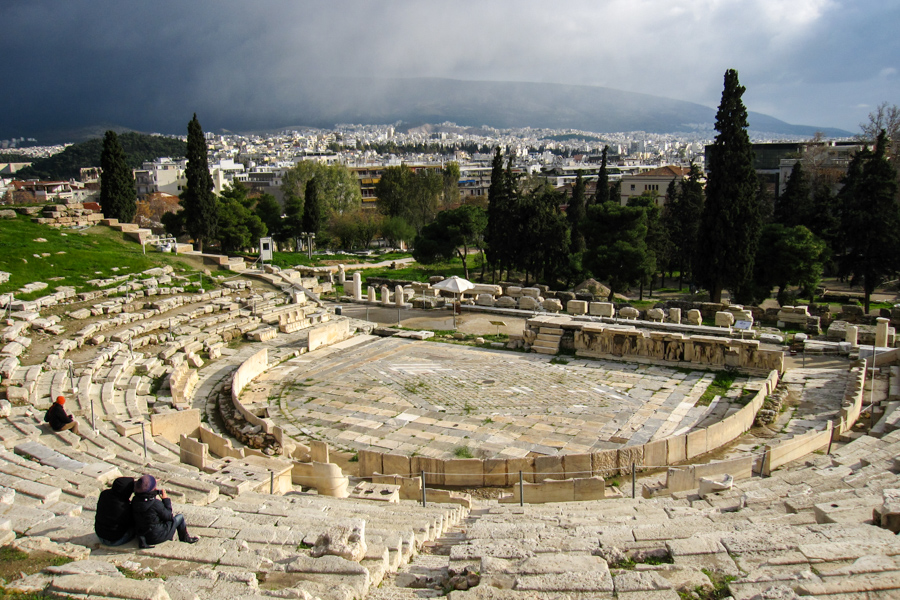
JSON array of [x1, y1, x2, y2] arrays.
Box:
[[1, 424, 468, 599], [442, 427, 900, 599]]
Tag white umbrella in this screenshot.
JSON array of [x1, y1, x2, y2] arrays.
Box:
[[432, 276, 475, 328]]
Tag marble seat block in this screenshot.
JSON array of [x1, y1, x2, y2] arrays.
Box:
[[567, 300, 588, 315], [589, 302, 615, 317]]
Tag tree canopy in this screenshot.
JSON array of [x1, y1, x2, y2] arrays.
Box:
[[99, 130, 137, 223], [281, 161, 362, 218], [839, 130, 900, 313], [16, 132, 186, 181], [695, 69, 760, 303], [413, 205, 487, 280], [179, 114, 218, 252]]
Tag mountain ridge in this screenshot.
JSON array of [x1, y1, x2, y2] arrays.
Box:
[[6, 77, 852, 143]]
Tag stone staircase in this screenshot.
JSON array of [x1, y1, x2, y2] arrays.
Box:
[[531, 326, 563, 355]]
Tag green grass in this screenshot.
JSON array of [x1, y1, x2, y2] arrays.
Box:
[[696, 371, 738, 406], [257, 250, 412, 269], [361, 253, 483, 283], [453, 445, 474, 459], [0, 215, 214, 298]]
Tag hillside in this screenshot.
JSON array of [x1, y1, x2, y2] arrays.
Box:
[[0, 214, 204, 299], [9, 78, 852, 143], [14, 132, 186, 181]]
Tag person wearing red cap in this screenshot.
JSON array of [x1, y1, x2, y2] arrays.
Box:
[[44, 395, 80, 436], [132, 474, 198, 547]]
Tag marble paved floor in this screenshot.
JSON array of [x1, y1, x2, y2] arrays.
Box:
[[247, 336, 767, 460]]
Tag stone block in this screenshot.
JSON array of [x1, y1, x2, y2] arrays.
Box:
[[574, 476, 605, 501], [686, 429, 708, 459], [643, 439, 667, 469], [567, 300, 588, 315], [619, 306, 640, 319], [444, 459, 484, 487], [563, 453, 592, 479], [506, 457, 535, 483], [686, 309, 702, 325], [310, 519, 368, 562], [647, 308, 666, 321], [518, 296, 541, 310], [475, 294, 494, 307], [484, 458, 508, 486], [592, 449, 618, 478], [534, 455, 565, 482], [542, 298, 563, 312], [359, 449, 383, 478], [667, 435, 687, 464], [668, 308, 682, 323], [698, 474, 734, 498], [411, 456, 444, 486], [381, 453, 411, 477], [589, 302, 615, 317], [617, 446, 644, 475], [714, 311, 735, 327], [496, 296, 517, 309]]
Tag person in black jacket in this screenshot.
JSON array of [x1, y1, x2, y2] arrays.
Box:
[[44, 395, 80, 435], [95, 476, 135, 546], [132, 474, 198, 547]]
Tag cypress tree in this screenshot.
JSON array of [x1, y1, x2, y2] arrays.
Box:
[[484, 147, 506, 281], [567, 170, 586, 254], [775, 161, 810, 227], [696, 69, 760, 303], [839, 130, 900, 313], [593, 145, 610, 205], [302, 176, 322, 236], [99, 131, 136, 223], [181, 114, 217, 252]]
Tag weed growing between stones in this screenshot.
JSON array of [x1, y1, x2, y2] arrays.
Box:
[[696, 371, 737, 406], [454, 445, 474, 458], [0, 547, 73, 590], [549, 357, 569, 365], [117, 565, 161, 580], [348, 453, 359, 462], [675, 569, 735, 600]]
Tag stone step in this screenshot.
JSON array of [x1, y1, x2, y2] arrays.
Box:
[[532, 346, 559, 355], [537, 327, 564, 336]]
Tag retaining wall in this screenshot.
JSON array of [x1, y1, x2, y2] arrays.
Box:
[[353, 370, 780, 486], [762, 423, 834, 476]]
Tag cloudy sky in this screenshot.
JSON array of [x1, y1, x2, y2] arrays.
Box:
[[1, 0, 897, 137]]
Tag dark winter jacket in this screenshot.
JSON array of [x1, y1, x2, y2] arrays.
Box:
[[132, 492, 176, 545], [44, 403, 73, 431], [94, 477, 134, 541]]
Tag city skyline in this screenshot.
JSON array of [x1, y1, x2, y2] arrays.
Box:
[[1, 0, 897, 137]]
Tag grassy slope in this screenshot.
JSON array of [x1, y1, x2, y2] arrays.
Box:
[[0, 215, 209, 300]]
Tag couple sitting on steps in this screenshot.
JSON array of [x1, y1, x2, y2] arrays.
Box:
[[95, 474, 199, 548]]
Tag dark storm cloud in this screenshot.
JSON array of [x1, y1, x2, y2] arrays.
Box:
[[1, 0, 897, 138]]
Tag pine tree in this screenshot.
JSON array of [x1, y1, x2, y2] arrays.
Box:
[[180, 114, 217, 252], [696, 69, 760, 303], [99, 131, 137, 223], [567, 170, 586, 254], [302, 176, 322, 236], [593, 146, 610, 205], [840, 130, 900, 313]]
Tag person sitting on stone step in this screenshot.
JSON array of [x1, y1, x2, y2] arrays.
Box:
[[95, 476, 136, 546], [132, 474, 198, 548], [44, 395, 80, 436]]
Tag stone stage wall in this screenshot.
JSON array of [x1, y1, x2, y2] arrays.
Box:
[[572, 322, 785, 374]]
